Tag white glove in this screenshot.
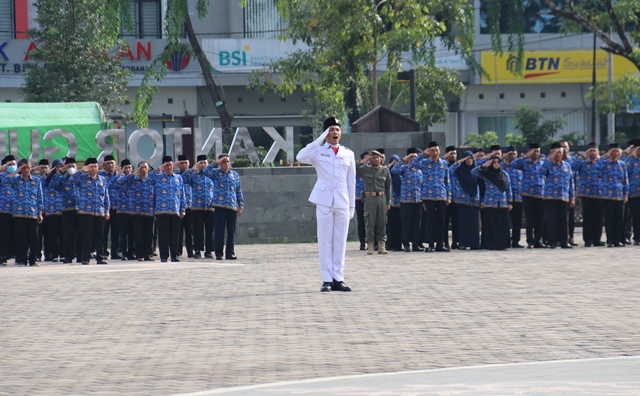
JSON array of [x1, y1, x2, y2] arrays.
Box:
[[313, 128, 331, 146], [349, 207, 355, 219]]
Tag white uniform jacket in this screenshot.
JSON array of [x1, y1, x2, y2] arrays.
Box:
[[296, 142, 356, 209]]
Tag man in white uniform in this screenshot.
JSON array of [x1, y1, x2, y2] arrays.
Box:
[[296, 117, 356, 292]]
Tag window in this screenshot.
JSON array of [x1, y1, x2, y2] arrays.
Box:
[[0, 0, 15, 39], [478, 116, 518, 144], [121, 0, 161, 39], [244, 0, 287, 38]]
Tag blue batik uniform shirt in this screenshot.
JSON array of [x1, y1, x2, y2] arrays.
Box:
[[449, 163, 480, 206], [540, 159, 575, 202], [119, 174, 155, 216], [471, 167, 512, 208], [502, 161, 523, 202], [390, 162, 423, 203], [0, 172, 15, 214], [597, 158, 628, 201], [49, 172, 79, 211], [624, 155, 640, 199], [4, 174, 43, 219], [205, 165, 244, 211], [148, 171, 187, 215], [411, 154, 450, 201], [182, 169, 214, 211], [571, 158, 601, 199], [99, 170, 119, 210], [41, 176, 63, 215], [511, 157, 545, 198], [70, 172, 110, 216]]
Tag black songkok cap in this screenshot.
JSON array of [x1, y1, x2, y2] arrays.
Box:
[[39, 159, 49, 166], [323, 117, 340, 130], [65, 157, 76, 165], [120, 159, 132, 167], [550, 142, 562, 150], [85, 158, 98, 165], [445, 146, 456, 153], [196, 154, 208, 162], [506, 146, 516, 153], [177, 154, 188, 161], [1, 159, 5, 165], [490, 144, 501, 151], [4, 155, 15, 162], [162, 156, 173, 164], [609, 142, 620, 149], [587, 142, 598, 149], [407, 147, 419, 155], [529, 142, 541, 149], [428, 141, 438, 148], [630, 139, 640, 147], [104, 155, 115, 162]]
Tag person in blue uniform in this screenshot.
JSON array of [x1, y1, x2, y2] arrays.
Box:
[[0, 155, 17, 265], [72, 158, 110, 265], [472, 155, 512, 250], [598, 143, 629, 247], [49, 157, 80, 263], [177, 154, 194, 258], [503, 146, 524, 248], [540, 142, 575, 249], [126, 161, 156, 261], [451, 151, 481, 250], [35, 159, 50, 261], [624, 140, 640, 245], [205, 154, 244, 260], [411, 141, 451, 252], [99, 155, 120, 259], [560, 140, 578, 246], [386, 154, 403, 252], [117, 159, 135, 260], [148, 156, 187, 262], [3, 159, 43, 266], [390, 148, 423, 252], [443, 146, 459, 249], [184, 154, 215, 259], [571, 142, 605, 246], [512, 143, 546, 248], [42, 159, 64, 262]]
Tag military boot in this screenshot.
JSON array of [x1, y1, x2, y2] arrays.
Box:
[[367, 242, 374, 255], [378, 244, 388, 254]]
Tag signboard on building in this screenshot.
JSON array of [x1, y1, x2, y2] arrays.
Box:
[[202, 39, 309, 72], [0, 39, 201, 88], [480, 50, 639, 84]]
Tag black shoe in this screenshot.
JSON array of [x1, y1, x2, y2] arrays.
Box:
[[171, 258, 181, 262], [425, 247, 434, 253], [607, 243, 615, 248], [96, 259, 108, 265], [412, 246, 424, 252], [226, 255, 237, 260], [160, 258, 168, 263], [585, 242, 594, 247], [635, 241, 640, 246], [29, 262, 39, 267], [419, 243, 426, 249], [81, 261, 89, 265], [548, 244, 557, 249], [332, 279, 351, 292], [215, 256, 223, 260], [359, 244, 366, 251], [533, 243, 547, 249], [511, 243, 524, 248], [121, 256, 128, 261], [458, 246, 466, 250], [403, 246, 411, 252], [451, 243, 459, 249], [111, 253, 122, 260], [615, 242, 625, 247], [623, 239, 632, 245], [560, 244, 573, 249], [63, 259, 72, 264], [52, 258, 59, 262], [594, 241, 606, 247], [144, 257, 155, 261], [569, 240, 578, 247], [436, 246, 450, 252], [187, 253, 194, 258], [320, 282, 332, 292], [193, 251, 201, 259], [16, 262, 27, 267], [204, 252, 213, 259]]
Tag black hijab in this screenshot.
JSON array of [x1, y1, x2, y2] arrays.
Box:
[[454, 151, 477, 196], [480, 156, 508, 193]]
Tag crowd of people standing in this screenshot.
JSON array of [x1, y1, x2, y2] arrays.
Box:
[[0, 153, 244, 266], [356, 139, 640, 253]]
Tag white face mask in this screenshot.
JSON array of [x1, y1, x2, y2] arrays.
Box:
[[67, 167, 77, 175]]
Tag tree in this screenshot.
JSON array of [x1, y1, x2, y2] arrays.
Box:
[[134, 0, 233, 132], [248, 0, 476, 130], [464, 131, 499, 148], [486, 0, 640, 113], [514, 105, 566, 145], [23, 0, 131, 113]]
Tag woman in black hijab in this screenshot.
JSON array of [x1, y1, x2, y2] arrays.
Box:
[[472, 155, 513, 250], [451, 151, 480, 249]]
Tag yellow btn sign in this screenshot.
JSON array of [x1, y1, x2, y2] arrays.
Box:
[[480, 50, 639, 84]]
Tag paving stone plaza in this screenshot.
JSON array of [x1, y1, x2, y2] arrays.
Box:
[[1, 238, 639, 395]]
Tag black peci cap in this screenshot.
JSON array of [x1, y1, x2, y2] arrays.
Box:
[[177, 154, 188, 161], [323, 117, 340, 130], [196, 154, 208, 162], [85, 157, 98, 165], [120, 159, 132, 167], [104, 155, 115, 162], [529, 142, 541, 149], [162, 156, 173, 164]]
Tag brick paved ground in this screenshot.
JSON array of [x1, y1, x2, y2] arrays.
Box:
[[1, 237, 639, 395]]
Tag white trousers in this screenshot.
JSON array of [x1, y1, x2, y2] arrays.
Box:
[[316, 204, 349, 282]]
